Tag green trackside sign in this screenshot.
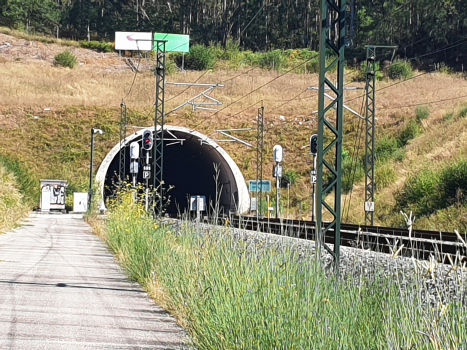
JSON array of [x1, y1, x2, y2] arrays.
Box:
[[153, 33, 190, 53]]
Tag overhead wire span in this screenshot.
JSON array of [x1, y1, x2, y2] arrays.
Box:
[[379, 94, 467, 110], [166, 70, 209, 102], [125, 40, 144, 97], [343, 93, 366, 222], [195, 53, 319, 129]]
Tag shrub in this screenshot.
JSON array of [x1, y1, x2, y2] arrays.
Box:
[[458, 106, 467, 118], [415, 106, 430, 121], [53, 50, 77, 68], [375, 136, 400, 162], [396, 169, 440, 216], [79, 40, 113, 52], [375, 162, 396, 189], [398, 119, 422, 146], [260, 50, 288, 71], [388, 60, 413, 80], [443, 112, 454, 121], [438, 160, 467, 207], [184, 44, 217, 70]]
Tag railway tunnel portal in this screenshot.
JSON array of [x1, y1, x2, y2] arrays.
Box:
[[96, 126, 250, 216]]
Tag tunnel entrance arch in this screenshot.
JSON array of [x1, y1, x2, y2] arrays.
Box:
[[96, 126, 250, 216]]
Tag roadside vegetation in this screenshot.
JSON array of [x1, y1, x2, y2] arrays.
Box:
[[93, 190, 467, 349], [0, 163, 29, 232]]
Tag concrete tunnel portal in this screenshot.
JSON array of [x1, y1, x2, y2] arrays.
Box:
[[96, 126, 250, 216]]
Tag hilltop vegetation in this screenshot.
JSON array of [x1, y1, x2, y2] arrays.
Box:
[[1, 28, 467, 231]]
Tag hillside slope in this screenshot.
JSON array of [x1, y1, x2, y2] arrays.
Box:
[[1, 32, 467, 230]]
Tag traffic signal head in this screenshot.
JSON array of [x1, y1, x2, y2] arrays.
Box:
[[310, 134, 318, 155], [142, 130, 153, 151]]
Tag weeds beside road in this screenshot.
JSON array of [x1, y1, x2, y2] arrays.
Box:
[[89, 190, 467, 349]]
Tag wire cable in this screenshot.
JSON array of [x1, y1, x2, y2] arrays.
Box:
[[200, 53, 319, 123], [379, 94, 467, 110], [343, 93, 366, 222], [165, 70, 209, 102]]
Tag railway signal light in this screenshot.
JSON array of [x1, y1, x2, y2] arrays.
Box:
[[142, 130, 153, 151], [310, 134, 318, 155]]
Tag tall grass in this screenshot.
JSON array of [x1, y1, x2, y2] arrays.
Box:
[[100, 191, 467, 349], [0, 164, 29, 232]]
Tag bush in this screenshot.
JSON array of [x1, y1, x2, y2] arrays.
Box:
[[458, 106, 467, 118], [388, 60, 413, 80], [53, 50, 77, 68], [443, 112, 454, 121], [396, 159, 467, 217], [259, 50, 288, 71], [375, 136, 400, 162], [184, 44, 217, 70], [398, 119, 422, 146], [438, 160, 467, 207], [79, 40, 113, 52], [396, 169, 440, 216], [375, 162, 396, 189], [415, 106, 430, 121]]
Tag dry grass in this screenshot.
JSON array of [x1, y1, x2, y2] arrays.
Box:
[[2, 29, 467, 225]]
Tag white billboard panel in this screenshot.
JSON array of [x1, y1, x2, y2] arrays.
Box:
[[115, 32, 153, 51]]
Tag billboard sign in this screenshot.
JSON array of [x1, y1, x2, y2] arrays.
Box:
[[115, 32, 153, 51], [153, 33, 190, 53]]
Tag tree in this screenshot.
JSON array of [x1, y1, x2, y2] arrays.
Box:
[[2, 0, 60, 35]]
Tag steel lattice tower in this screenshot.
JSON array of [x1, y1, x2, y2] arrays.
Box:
[[364, 45, 396, 225], [256, 106, 264, 218], [119, 99, 128, 183], [153, 40, 166, 216], [316, 0, 346, 268], [364, 49, 376, 225]]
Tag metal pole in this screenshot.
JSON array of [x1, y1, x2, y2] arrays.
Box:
[[88, 129, 95, 211], [312, 154, 316, 222], [275, 164, 280, 219], [153, 40, 167, 217], [365, 49, 376, 225], [256, 106, 264, 219], [316, 0, 346, 269]]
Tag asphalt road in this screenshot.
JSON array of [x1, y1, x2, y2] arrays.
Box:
[[0, 214, 188, 349]]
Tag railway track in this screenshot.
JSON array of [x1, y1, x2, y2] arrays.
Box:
[[219, 216, 467, 263]]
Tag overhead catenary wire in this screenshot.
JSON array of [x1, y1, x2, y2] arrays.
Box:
[[165, 70, 209, 102], [343, 93, 366, 222], [207, 54, 318, 117], [379, 94, 467, 110]]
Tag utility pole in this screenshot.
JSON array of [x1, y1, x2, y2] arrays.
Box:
[[364, 45, 396, 226], [316, 0, 346, 269], [153, 40, 167, 217]]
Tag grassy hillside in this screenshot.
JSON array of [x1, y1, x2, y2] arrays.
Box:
[[1, 30, 467, 231]]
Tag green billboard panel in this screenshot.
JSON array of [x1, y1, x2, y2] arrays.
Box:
[[153, 33, 189, 53]]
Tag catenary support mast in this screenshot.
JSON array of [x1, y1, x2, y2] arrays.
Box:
[[153, 40, 167, 216], [316, 0, 346, 268]]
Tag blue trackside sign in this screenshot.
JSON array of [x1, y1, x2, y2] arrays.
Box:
[[249, 180, 271, 192]]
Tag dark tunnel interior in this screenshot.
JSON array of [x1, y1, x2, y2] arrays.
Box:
[[103, 131, 240, 216]]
